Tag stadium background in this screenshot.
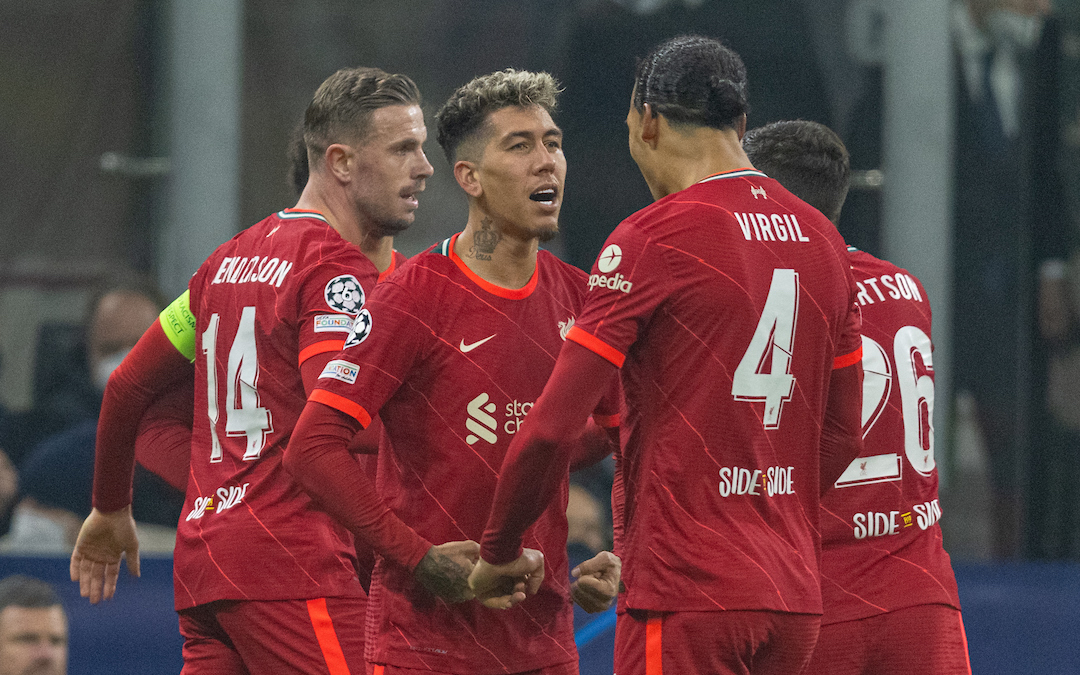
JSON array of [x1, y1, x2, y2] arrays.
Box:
[[1, 0, 1079, 672]]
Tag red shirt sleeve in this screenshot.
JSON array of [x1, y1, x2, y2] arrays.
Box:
[[481, 339, 619, 564], [135, 377, 195, 492], [93, 320, 194, 512], [283, 401, 431, 569], [819, 360, 865, 494]]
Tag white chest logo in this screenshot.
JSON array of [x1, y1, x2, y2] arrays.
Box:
[[597, 244, 622, 273], [751, 185, 767, 199], [460, 335, 496, 353]]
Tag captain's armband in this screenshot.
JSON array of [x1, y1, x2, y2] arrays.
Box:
[[160, 290, 197, 362]]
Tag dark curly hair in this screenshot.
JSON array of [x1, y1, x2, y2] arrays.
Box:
[[632, 35, 749, 131]]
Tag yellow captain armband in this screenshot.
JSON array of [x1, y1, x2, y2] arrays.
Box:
[[159, 290, 197, 363]]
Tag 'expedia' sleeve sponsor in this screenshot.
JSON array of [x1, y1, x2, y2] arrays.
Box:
[[569, 219, 670, 367], [308, 279, 429, 428]]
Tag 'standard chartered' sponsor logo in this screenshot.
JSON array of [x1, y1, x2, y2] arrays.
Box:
[[314, 314, 354, 333], [343, 309, 373, 348], [319, 359, 360, 385], [466, 393, 498, 445], [185, 483, 249, 521], [465, 392, 536, 444]]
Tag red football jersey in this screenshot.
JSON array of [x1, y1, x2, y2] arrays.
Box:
[[175, 209, 377, 609], [819, 248, 961, 624], [568, 169, 861, 614], [310, 234, 603, 674]]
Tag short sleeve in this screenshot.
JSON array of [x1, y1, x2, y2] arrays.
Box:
[[308, 279, 429, 427], [568, 220, 669, 368]]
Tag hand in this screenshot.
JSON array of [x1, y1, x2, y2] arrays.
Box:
[[414, 540, 480, 603], [571, 551, 621, 613], [69, 506, 140, 604], [468, 548, 545, 610]]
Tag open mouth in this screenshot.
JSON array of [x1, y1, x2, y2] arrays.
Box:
[[529, 188, 557, 204]]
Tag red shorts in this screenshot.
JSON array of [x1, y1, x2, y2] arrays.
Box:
[[369, 660, 578, 675], [614, 609, 820, 675], [179, 597, 367, 675], [804, 604, 971, 675]]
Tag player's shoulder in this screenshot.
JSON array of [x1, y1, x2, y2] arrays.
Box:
[[538, 249, 588, 284], [847, 246, 919, 282]]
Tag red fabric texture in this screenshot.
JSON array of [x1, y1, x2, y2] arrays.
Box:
[[135, 376, 196, 492], [482, 340, 617, 564], [804, 604, 971, 675], [614, 609, 820, 675], [178, 596, 368, 674], [284, 402, 430, 570], [818, 362, 864, 495], [93, 320, 192, 512]]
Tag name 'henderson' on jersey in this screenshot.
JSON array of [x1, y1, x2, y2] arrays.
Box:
[[566, 168, 862, 615], [174, 209, 377, 610]]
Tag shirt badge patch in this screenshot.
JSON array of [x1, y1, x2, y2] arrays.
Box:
[[343, 309, 373, 348], [313, 314, 354, 333], [319, 359, 360, 385], [324, 275, 365, 314]]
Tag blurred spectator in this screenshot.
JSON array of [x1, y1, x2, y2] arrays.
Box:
[[0, 286, 183, 553], [1030, 0, 1080, 559], [951, 0, 1066, 559], [0, 574, 67, 675]]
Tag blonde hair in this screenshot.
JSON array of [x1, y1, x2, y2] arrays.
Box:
[[435, 69, 560, 164]]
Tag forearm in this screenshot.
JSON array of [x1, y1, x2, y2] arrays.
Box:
[[819, 362, 864, 494], [481, 341, 616, 564], [93, 322, 192, 512], [284, 401, 431, 569]]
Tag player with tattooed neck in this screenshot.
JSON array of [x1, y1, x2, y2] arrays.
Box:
[[286, 69, 621, 675]]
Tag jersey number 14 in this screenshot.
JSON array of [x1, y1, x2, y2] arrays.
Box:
[[202, 306, 273, 462]]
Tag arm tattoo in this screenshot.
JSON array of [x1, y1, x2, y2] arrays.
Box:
[[414, 548, 473, 603]]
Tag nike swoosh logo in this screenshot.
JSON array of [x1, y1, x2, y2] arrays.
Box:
[[459, 335, 496, 353]]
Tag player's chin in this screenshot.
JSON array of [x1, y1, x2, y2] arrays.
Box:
[[533, 222, 559, 243], [375, 215, 413, 237]]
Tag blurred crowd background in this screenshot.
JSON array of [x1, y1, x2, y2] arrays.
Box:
[[1, 0, 1079, 572]]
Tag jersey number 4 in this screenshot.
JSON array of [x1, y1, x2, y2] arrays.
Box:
[[732, 269, 799, 428], [202, 306, 273, 462]]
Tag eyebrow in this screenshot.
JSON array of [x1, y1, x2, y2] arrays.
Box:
[[502, 128, 563, 143]]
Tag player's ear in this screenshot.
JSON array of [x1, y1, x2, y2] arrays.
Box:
[[735, 113, 747, 140], [640, 103, 660, 148], [454, 160, 482, 198], [325, 144, 353, 183]]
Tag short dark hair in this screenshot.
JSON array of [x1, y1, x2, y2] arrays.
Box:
[[742, 120, 851, 223], [435, 69, 561, 165], [0, 575, 63, 612], [303, 67, 423, 162], [632, 35, 749, 131]]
